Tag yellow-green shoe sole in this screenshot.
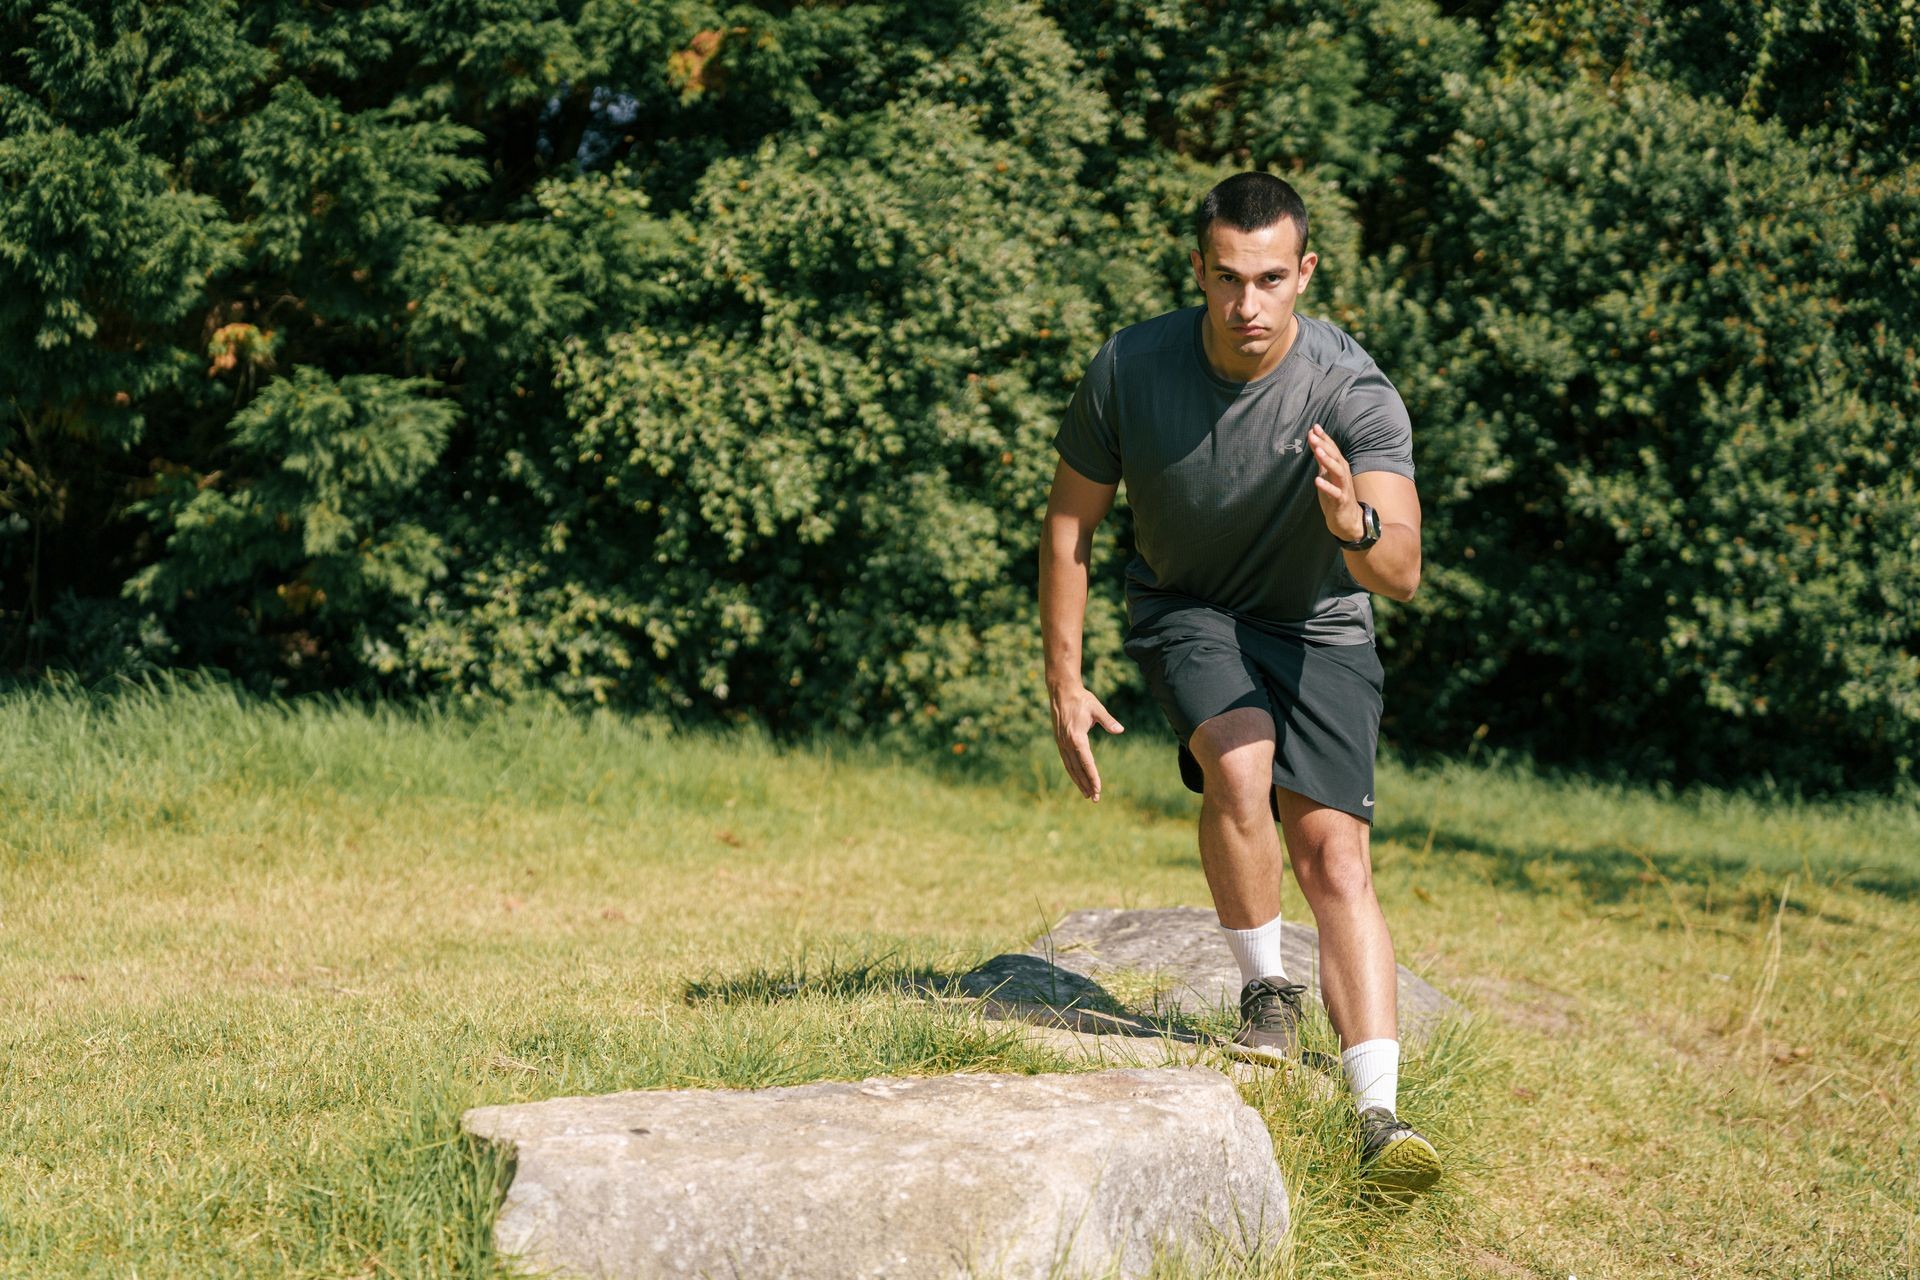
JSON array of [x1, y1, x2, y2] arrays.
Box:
[[1217, 1037, 1293, 1068], [1364, 1131, 1443, 1197]]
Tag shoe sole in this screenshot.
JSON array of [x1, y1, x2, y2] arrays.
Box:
[[1363, 1132, 1442, 1197], [1218, 1038, 1295, 1067], [1216, 1041, 1347, 1075]]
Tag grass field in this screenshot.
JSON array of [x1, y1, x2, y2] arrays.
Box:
[[3, 677, 1917, 1277]]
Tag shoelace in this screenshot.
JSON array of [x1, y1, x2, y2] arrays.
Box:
[[1242, 980, 1306, 1030], [1360, 1109, 1417, 1154]]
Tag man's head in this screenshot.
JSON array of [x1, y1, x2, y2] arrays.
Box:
[[1194, 172, 1310, 262], [1189, 172, 1318, 377]]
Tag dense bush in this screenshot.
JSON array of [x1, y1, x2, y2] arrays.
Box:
[[1376, 72, 1920, 786], [1, 0, 681, 678], [2, 0, 1915, 790], [393, 5, 1122, 747], [1490, 0, 1920, 174]]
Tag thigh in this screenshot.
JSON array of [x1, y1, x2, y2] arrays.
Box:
[[1273, 786, 1371, 867], [1274, 785, 1378, 903]]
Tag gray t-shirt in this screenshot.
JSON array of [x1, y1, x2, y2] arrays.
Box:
[[1052, 307, 1415, 643]]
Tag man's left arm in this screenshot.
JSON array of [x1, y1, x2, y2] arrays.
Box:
[[1306, 422, 1422, 602]]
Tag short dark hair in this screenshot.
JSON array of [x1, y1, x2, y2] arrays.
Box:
[[1194, 172, 1310, 261]]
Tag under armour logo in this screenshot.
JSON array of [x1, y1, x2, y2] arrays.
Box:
[[1279, 438, 1304, 455]]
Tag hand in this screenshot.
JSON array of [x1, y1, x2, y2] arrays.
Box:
[[1308, 423, 1365, 543], [1049, 683, 1124, 802]]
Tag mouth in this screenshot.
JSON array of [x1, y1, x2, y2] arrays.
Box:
[[1232, 325, 1265, 337]]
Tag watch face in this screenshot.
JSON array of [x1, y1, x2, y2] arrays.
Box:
[[1345, 503, 1379, 548]]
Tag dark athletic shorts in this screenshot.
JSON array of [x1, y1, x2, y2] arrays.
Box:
[[1122, 601, 1383, 823]]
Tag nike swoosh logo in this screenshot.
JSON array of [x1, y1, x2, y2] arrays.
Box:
[[1362, 795, 1374, 808]]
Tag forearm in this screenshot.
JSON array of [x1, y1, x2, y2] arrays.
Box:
[[1039, 522, 1093, 693], [1341, 522, 1421, 602]]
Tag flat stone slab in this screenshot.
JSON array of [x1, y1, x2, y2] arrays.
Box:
[[957, 907, 1453, 1040], [464, 1067, 1286, 1280]]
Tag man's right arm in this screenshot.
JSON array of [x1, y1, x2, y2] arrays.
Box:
[[1040, 457, 1123, 801]]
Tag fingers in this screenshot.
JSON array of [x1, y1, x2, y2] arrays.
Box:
[[1055, 733, 1099, 801], [1308, 423, 1349, 473], [1081, 745, 1104, 803], [1053, 693, 1123, 802], [1309, 424, 1363, 539], [1059, 736, 1090, 794], [1083, 698, 1122, 801]]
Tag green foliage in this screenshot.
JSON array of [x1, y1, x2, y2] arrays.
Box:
[[1493, 0, 1920, 173], [125, 368, 457, 672], [399, 3, 1122, 748], [1043, 0, 1482, 236], [0, 0, 706, 682], [1382, 71, 1920, 786], [3, 0, 1916, 790]]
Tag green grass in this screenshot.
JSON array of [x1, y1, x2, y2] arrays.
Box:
[[3, 675, 1917, 1277]]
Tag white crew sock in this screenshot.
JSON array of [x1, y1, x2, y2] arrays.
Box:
[[1219, 914, 1289, 986], [1341, 1038, 1400, 1115]]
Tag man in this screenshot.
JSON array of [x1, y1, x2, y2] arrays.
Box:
[[1037, 172, 1439, 1194]]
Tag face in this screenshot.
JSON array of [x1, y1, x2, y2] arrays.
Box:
[[1189, 219, 1317, 374]]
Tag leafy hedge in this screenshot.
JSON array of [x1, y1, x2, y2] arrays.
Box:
[[1385, 71, 1920, 787], [2, 0, 1915, 790]]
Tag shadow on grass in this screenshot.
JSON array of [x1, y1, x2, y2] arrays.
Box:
[[1373, 816, 1920, 909], [682, 951, 1230, 1047], [681, 950, 962, 1006]]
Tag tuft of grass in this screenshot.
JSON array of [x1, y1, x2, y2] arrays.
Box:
[[3, 677, 1917, 1277], [1240, 1013, 1494, 1280]]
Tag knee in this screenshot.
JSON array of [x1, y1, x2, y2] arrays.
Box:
[[1188, 711, 1276, 820], [1191, 749, 1272, 821], [1202, 755, 1271, 813], [1293, 846, 1375, 905]]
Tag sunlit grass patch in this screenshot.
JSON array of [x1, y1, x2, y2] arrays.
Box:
[[3, 677, 1916, 1277]]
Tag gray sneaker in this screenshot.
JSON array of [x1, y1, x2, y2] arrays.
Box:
[[1357, 1106, 1442, 1197], [1227, 977, 1307, 1064]]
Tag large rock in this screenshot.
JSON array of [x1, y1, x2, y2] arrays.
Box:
[[463, 1067, 1286, 1280], [957, 907, 1454, 1039]]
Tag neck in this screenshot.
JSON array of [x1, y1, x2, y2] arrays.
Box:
[[1201, 312, 1300, 382]]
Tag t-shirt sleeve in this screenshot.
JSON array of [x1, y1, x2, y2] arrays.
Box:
[[1051, 337, 1123, 485], [1336, 365, 1415, 480]]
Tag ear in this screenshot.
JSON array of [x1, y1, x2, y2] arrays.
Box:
[[1189, 248, 1206, 291], [1295, 251, 1319, 296]]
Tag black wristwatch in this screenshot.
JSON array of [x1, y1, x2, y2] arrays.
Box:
[[1338, 501, 1381, 551]]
